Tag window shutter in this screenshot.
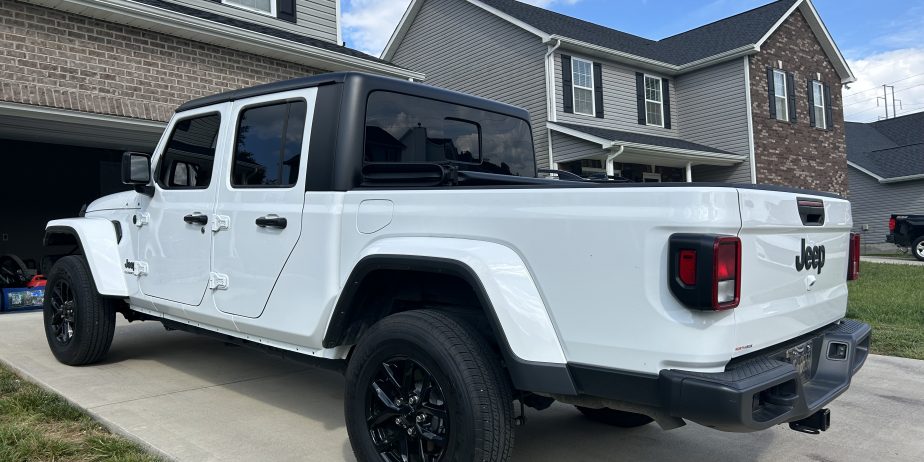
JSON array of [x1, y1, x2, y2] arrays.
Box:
[[593, 62, 604, 118], [766, 67, 776, 119], [662, 78, 672, 129], [636, 72, 646, 125], [786, 72, 797, 123], [807, 79, 816, 128], [823, 84, 833, 131], [277, 0, 297, 23], [561, 55, 573, 114]]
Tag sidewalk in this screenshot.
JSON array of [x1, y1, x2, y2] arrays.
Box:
[[861, 256, 924, 266], [1, 311, 923, 461]]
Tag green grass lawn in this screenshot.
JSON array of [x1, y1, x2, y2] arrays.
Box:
[[0, 364, 161, 462], [848, 262, 924, 360]]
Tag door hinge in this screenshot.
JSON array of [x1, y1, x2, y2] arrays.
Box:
[[133, 213, 150, 228], [211, 214, 231, 232], [208, 272, 229, 290], [123, 259, 149, 276]]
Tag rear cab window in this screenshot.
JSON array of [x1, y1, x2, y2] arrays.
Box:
[[363, 91, 536, 177]]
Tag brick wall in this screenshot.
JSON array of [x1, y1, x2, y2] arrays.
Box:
[[749, 10, 848, 196], [0, 0, 322, 122]]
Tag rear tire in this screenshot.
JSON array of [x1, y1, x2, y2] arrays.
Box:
[[912, 236, 924, 262], [42, 256, 116, 366], [344, 310, 514, 462], [575, 406, 654, 428]]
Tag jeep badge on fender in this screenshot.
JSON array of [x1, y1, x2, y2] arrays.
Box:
[[796, 238, 826, 274]]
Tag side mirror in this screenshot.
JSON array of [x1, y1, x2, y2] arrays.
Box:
[[122, 152, 153, 195]]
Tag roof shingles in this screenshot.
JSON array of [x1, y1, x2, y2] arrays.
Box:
[[478, 0, 799, 65], [846, 112, 924, 180]]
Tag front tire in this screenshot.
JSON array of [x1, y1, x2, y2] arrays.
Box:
[[912, 236, 924, 262], [42, 255, 116, 366], [345, 310, 514, 462], [575, 406, 654, 428]]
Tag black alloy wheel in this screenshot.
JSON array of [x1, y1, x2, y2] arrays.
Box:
[[48, 279, 77, 345], [366, 357, 449, 462]]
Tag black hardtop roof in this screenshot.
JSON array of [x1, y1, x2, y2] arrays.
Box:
[[175, 72, 531, 120]]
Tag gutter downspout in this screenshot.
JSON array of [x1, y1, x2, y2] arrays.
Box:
[[545, 39, 562, 170], [605, 144, 625, 177]]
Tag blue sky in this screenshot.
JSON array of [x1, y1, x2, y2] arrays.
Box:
[[342, 0, 924, 122]]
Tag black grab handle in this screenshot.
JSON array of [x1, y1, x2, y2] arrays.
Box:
[[256, 216, 287, 229], [183, 214, 208, 225]]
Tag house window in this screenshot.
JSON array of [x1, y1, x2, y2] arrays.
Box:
[[773, 70, 788, 121], [812, 80, 826, 129], [222, 0, 275, 16], [642, 172, 661, 183], [644, 75, 663, 127], [572, 58, 595, 116]]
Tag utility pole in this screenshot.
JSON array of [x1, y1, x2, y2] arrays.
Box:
[[890, 85, 902, 117], [877, 85, 889, 119]]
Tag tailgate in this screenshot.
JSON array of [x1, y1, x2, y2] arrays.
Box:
[[734, 189, 852, 356]]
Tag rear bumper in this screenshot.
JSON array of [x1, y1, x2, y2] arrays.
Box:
[[566, 319, 871, 432]]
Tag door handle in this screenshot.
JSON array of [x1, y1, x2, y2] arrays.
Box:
[[183, 213, 208, 225], [255, 215, 287, 229]]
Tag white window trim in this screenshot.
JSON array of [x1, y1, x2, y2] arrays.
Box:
[[812, 80, 826, 129], [571, 57, 595, 117], [221, 0, 277, 18], [773, 69, 788, 122], [644, 74, 664, 128]]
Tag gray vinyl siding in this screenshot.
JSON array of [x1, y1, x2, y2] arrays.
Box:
[[551, 132, 601, 164], [170, 0, 338, 43], [848, 166, 924, 244], [390, 0, 550, 168], [675, 59, 752, 183], [554, 52, 679, 138]]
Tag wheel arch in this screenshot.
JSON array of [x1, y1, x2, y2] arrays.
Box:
[[44, 219, 129, 297], [325, 239, 576, 395]]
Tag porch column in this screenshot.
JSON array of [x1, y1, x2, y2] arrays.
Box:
[[685, 162, 693, 183]]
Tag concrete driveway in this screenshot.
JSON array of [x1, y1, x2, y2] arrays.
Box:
[[1, 311, 922, 462]]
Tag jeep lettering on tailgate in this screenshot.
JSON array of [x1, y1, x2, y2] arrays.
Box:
[[796, 238, 826, 274]]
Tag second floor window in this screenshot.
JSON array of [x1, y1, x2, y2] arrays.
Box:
[[572, 58, 595, 116], [773, 70, 788, 122], [644, 75, 663, 127], [811, 80, 826, 129], [223, 0, 274, 16]]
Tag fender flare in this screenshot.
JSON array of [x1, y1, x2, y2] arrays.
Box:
[[325, 237, 576, 395], [44, 219, 129, 297]]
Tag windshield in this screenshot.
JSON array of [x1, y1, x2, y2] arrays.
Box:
[[364, 91, 536, 177]]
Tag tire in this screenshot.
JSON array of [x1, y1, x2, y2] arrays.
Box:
[[913, 236, 924, 262], [42, 255, 116, 366], [345, 310, 514, 462], [575, 406, 654, 428]]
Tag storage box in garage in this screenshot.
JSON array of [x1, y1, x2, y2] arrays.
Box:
[[1, 287, 45, 312]]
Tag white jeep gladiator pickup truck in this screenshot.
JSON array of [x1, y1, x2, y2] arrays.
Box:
[[43, 72, 870, 461]]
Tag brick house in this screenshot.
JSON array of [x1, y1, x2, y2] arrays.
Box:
[[0, 0, 420, 264], [383, 0, 854, 194]]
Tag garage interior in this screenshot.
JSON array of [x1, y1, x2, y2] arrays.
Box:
[[0, 103, 164, 291]]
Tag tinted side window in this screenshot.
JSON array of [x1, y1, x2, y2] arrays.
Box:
[[364, 91, 536, 177], [231, 100, 307, 187], [158, 114, 221, 189]]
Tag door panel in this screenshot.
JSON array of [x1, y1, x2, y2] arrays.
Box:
[[139, 107, 228, 306], [212, 89, 316, 318]]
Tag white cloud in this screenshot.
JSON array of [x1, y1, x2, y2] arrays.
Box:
[[843, 48, 924, 122], [341, 0, 579, 57]]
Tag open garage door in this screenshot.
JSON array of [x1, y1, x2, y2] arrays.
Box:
[[0, 103, 165, 278]]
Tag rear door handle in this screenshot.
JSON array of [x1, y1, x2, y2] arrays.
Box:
[[255, 215, 287, 229], [183, 213, 208, 225]]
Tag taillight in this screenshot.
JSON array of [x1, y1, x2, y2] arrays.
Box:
[[889, 217, 896, 233], [713, 237, 741, 310], [669, 234, 742, 311], [847, 233, 861, 281]]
